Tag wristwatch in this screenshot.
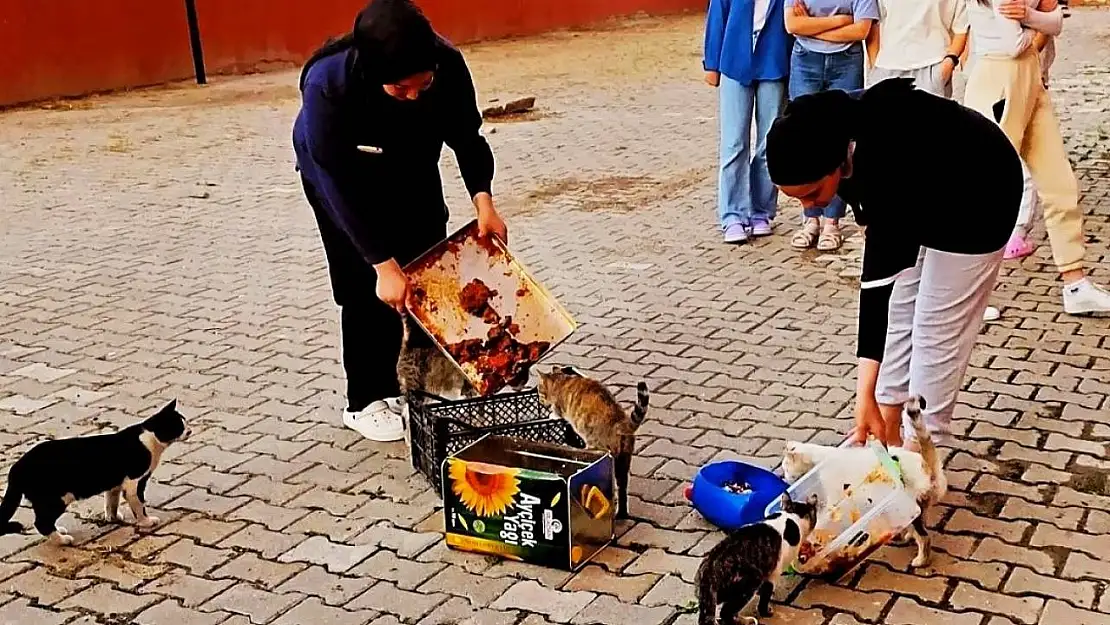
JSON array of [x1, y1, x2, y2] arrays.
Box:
[[944, 53, 961, 68]]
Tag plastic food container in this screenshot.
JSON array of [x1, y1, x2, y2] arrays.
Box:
[[691, 461, 788, 531], [766, 442, 920, 580]]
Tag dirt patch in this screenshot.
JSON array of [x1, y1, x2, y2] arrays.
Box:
[[996, 459, 1028, 481], [1067, 467, 1109, 496], [518, 168, 709, 216]]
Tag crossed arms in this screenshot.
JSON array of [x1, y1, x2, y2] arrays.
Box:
[[785, 0, 874, 43]]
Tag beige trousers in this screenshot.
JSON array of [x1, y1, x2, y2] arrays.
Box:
[[963, 50, 1083, 274]]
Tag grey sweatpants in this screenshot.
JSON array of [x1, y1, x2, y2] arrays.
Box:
[[874, 247, 1004, 444], [867, 60, 953, 98]]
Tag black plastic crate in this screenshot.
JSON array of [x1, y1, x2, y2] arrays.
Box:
[[407, 388, 586, 492]]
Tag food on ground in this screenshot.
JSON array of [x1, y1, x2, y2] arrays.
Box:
[[722, 481, 754, 495]]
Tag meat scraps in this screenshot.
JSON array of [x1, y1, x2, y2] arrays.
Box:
[[446, 317, 550, 394], [459, 279, 499, 323]]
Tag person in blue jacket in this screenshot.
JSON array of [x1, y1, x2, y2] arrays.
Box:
[[703, 0, 794, 244], [293, 0, 508, 442]]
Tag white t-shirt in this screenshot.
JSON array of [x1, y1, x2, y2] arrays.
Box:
[[874, 0, 969, 70], [967, 0, 1061, 58], [753, 0, 772, 42]]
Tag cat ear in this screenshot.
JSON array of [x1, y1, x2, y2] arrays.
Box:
[[164, 399, 178, 413], [779, 492, 791, 509], [807, 493, 819, 508]]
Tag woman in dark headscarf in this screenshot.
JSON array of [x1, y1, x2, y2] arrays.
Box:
[[766, 78, 1021, 449], [293, 0, 507, 442]]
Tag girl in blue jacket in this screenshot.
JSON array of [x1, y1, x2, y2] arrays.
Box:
[[704, 0, 794, 244], [293, 0, 508, 442]]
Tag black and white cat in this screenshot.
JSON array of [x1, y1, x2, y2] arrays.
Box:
[[696, 493, 819, 625], [0, 400, 189, 545]]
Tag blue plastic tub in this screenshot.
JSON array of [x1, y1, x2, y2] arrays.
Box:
[[690, 460, 789, 531]]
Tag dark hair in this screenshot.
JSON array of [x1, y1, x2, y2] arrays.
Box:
[[299, 0, 438, 91], [767, 77, 914, 186], [766, 90, 858, 186]]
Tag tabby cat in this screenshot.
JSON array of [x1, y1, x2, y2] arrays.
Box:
[[536, 366, 649, 520], [396, 314, 477, 402], [696, 493, 819, 625]]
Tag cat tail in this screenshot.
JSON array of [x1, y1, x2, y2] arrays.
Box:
[[630, 381, 649, 427], [905, 396, 940, 479], [0, 469, 24, 535], [695, 562, 717, 625]]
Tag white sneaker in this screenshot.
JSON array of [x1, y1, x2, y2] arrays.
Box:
[[1063, 279, 1110, 315], [343, 401, 404, 442]]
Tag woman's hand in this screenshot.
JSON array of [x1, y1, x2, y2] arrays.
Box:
[[853, 393, 888, 446], [998, 0, 1028, 20], [705, 71, 721, 87], [474, 192, 508, 244], [941, 57, 956, 84], [374, 258, 410, 314]]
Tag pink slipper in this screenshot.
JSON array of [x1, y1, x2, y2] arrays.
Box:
[[1003, 233, 1035, 260]]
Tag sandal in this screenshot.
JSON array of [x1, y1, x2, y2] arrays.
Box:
[[816, 223, 843, 252], [1003, 232, 1036, 260], [791, 220, 820, 249]]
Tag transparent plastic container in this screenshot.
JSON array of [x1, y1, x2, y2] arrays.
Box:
[[766, 441, 920, 580]]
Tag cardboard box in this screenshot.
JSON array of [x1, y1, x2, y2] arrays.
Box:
[[442, 435, 614, 571]]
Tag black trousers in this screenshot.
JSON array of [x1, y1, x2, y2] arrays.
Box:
[[301, 175, 446, 411]]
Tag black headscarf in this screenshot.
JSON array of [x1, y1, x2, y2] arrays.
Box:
[[298, 0, 439, 91]]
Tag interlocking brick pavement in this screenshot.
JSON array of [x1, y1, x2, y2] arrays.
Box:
[[1, 9, 1109, 625]]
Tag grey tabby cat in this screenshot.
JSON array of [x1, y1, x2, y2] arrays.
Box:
[[396, 314, 477, 402], [695, 493, 819, 625], [536, 366, 649, 520]]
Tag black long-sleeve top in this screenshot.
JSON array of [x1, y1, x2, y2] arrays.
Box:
[[836, 82, 1023, 362], [292, 38, 494, 266]]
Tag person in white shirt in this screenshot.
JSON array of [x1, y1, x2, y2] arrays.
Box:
[[965, 0, 1110, 316], [863, 0, 969, 98]]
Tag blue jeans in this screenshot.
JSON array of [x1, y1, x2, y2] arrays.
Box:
[[717, 77, 787, 229], [788, 42, 865, 220]]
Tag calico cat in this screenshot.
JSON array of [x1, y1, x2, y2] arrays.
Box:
[[536, 366, 649, 520], [0, 400, 189, 545], [696, 493, 820, 625], [781, 396, 945, 568]]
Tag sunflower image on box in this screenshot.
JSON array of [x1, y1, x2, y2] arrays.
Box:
[[442, 437, 616, 571]]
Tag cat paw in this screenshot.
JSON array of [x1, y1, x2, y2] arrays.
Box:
[[104, 510, 125, 523], [890, 528, 914, 546], [740, 617, 760, 625], [136, 515, 160, 529], [910, 552, 931, 569]]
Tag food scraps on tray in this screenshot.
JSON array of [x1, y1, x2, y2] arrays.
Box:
[[442, 278, 551, 394]]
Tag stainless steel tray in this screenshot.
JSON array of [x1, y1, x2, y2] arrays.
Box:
[[404, 220, 577, 395]]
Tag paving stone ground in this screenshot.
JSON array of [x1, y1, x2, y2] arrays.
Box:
[[1, 10, 1109, 625]]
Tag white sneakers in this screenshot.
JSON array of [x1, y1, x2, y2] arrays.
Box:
[[1063, 279, 1110, 316], [983, 279, 1110, 322], [343, 398, 405, 442]]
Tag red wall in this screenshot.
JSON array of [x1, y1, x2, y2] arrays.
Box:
[[0, 0, 196, 107], [0, 0, 704, 107]]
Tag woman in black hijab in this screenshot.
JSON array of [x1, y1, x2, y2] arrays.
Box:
[[766, 78, 1022, 449], [293, 0, 507, 442]]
